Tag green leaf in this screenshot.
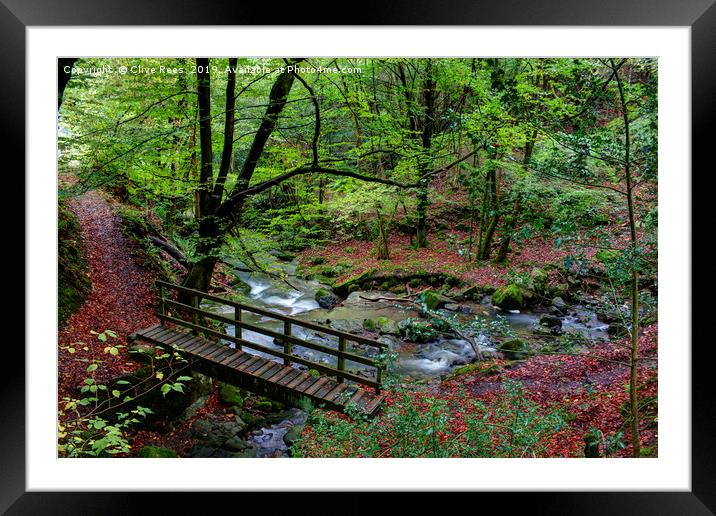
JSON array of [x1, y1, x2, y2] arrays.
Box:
[[87, 363, 98, 373], [112, 390, 121, 398], [160, 384, 172, 397]]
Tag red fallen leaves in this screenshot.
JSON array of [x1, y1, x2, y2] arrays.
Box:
[[126, 387, 228, 457], [438, 323, 659, 457], [300, 231, 579, 288], [303, 324, 657, 458], [58, 191, 160, 401]]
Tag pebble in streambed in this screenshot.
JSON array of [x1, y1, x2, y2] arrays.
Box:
[[249, 407, 308, 458]]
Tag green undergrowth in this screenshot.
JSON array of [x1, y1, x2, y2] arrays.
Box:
[[291, 380, 567, 458], [58, 199, 91, 328], [117, 205, 175, 282]]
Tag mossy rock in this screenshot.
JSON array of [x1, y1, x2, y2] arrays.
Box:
[[362, 318, 377, 331], [219, 383, 246, 407], [284, 424, 305, 448], [333, 270, 375, 297], [443, 361, 502, 381], [492, 284, 526, 310], [138, 445, 178, 458], [552, 283, 570, 299], [255, 396, 285, 412], [375, 317, 399, 335], [274, 250, 296, 262], [498, 338, 529, 360], [408, 278, 422, 288], [235, 409, 266, 428], [419, 289, 452, 311], [461, 285, 482, 301]]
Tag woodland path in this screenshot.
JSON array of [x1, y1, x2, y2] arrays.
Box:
[[58, 189, 158, 398]]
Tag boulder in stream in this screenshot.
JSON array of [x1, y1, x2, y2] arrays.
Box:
[[419, 289, 452, 311], [539, 314, 563, 329], [315, 288, 339, 309], [552, 296, 567, 311], [492, 284, 526, 310]]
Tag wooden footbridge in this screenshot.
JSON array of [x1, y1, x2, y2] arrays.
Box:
[[130, 281, 387, 416]]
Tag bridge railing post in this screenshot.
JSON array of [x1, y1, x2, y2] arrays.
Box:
[[337, 336, 346, 383], [158, 284, 166, 317], [234, 306, 242, 349], [191, 294, 199, 336], [283, 321, 292, 365]]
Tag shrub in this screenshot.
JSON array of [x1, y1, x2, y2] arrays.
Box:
[[292, 380, 567, 458]]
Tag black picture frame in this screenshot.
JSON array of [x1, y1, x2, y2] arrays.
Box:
[[6, 0, 710, 513]]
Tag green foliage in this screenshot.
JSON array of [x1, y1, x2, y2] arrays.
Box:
[[138, 445, 178, 458], [58, 331, 192, 457], [293, 380, 566, 458], [584, 427, 627, 458], [58, 330, 154, 457], [58, 200, 91, 328], [117, 205, 175, 280], [398, 318, 441, 343]]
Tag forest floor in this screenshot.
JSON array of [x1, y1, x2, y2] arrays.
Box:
[[58, 186, 159, 401], [299, 231, 579, 288], [434, 323, 658, 457], [58, 184, 657, 458]]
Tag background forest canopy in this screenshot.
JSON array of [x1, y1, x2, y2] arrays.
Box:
[[58, 56, 657, 295]]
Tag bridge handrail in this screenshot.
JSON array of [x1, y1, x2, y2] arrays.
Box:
[[157, 280, 388, 349], [155, 280, 386, 392]]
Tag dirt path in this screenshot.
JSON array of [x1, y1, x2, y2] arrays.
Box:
[[58, 190, 159, 398]]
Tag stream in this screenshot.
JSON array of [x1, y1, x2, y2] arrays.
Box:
[[209, 259, 609, 379], [203, 258, 609, 456]]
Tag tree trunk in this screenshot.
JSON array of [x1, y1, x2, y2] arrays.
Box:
[[414, 179, 429, 248], [495, 215, 515, 262], [523, 128, 537, 168], [614, 60, 641, 458], [477, 164, 499, 260], [414, 60, 435, 248], [58, 58, 78, 109], [375, 209, 390, 260], [181, 256, 217, 295]]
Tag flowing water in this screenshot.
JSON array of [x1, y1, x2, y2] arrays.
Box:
[[203, 258, 609, 456], [205, 258, 609, 380]]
